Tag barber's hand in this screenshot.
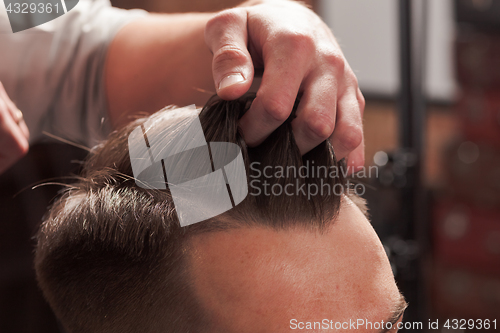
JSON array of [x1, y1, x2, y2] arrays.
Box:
[[205, 0, 365, 170], [0, 81, 29, 175]]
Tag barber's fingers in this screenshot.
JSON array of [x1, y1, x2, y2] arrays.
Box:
[[329, 87, 365, 170], [205, 1, 365, 170], [293, 69, 364, 169], [9, 108, 29, 139], [291, 61, 364, 168], [291, 71, 338, 155], [239, 33, 313, 146], [16, 109, 29, 140], [345, 88, 366, 171], [0, 84, 29, 139], [205, 8, 254, 100], [0, 108, 29, 174], [346, 136, 365, 173], [0, 82, 29, 175]]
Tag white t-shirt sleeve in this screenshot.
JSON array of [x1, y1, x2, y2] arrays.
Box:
[[0, 0, 148, 147]]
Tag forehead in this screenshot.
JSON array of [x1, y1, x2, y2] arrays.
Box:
[[186, 198, 400, 332]]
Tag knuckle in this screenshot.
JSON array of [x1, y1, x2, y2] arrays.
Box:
[[338, 124, 363, 151], [346, 67, 358, 81], [261, 96, 292, 123], [306, 114, 335, 141], [206, 10, 234, 30], [285, 31, 316, 52], [358, 92, 366, 111], [206, 9, 244, 35], [270, 29, 316, 57], [322, 50, 345, 74], [212, 45, 248, 70]]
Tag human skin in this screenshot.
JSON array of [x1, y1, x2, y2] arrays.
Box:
[[0, 81, 29, 174], [105, 0, 365, 167], [188, 196, 404, 333], [0, 1, 365, 176], [0, 1, 365, 175]]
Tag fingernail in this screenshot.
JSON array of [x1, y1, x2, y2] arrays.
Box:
[[218, 73, 245, 90]]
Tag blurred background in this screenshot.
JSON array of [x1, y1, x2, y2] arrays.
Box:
[[1, 0, 499, 332]]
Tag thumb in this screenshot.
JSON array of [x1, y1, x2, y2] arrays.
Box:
[[205, 8, 254, 100]]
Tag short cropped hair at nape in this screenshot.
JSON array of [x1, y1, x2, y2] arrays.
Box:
[[35, 94, 358, 333]]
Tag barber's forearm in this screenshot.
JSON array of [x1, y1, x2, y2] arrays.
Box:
[[105, 13, 214, 129]]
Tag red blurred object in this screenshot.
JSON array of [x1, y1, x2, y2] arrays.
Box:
[[433, 199, 500, 276], [431, 260, 500, 319], [442, 141, 500, 207], [455, 90, 500, 147], [455, 31, 500, 147], [456, 32, 500, 89]]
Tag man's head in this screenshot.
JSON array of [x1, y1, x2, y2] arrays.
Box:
[[35, 95, 405, 333]]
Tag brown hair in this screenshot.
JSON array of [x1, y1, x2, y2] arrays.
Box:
[[35, 94, 350, 333]]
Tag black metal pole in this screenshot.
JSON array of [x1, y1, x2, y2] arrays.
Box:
[[400, 0, 414, 150], [397, 0, 427, 329]]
